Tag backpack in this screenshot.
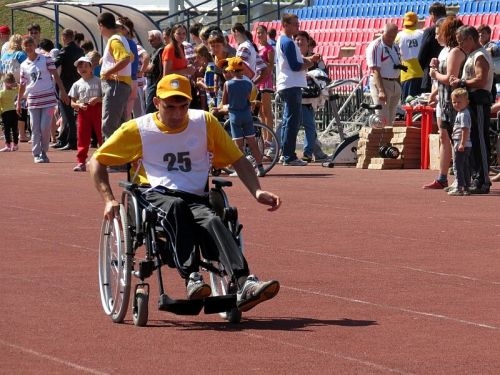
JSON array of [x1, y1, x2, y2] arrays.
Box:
[[302, 68, 331, 108], [302, 75, 321, 98]]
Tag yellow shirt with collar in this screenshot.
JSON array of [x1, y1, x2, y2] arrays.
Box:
[[93, 110, 243, 185]]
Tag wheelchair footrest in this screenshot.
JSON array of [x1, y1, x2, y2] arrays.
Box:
[[158, 294, 203, 315], [157, 294, 237, 315], [203, 294, 237, 314]]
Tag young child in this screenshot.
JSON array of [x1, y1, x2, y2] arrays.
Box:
[[448, 88, 472, 196], [68, 56, 103, 171], [0, 73, 19, 151], [193, 44, 214, 110], [221, 56, 265, 177]]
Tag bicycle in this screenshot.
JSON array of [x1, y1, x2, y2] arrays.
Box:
[[212, 116, 280, 176]]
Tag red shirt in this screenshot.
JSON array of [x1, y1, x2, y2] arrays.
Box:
[[161, 43, 187, 72]]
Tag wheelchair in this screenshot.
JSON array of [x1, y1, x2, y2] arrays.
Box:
[[98, 177, 244, 326]]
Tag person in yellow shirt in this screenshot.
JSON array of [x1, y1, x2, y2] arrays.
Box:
[[0, 73, 19, 151], [97, 12, 133, 139], [89, 74, 281, 312], [396, 12, 424, 101]]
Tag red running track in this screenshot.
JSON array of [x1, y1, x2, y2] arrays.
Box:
[[1, 144, 500, 374]]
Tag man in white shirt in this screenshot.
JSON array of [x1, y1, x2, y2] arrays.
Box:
[[275, 13, 320, 165], [366, 23, 403, 127]]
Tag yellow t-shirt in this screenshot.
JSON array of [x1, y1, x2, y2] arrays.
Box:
[[396, 28, 424, 82], [93, 110, 243, 185], [0, 87, 17, 113]]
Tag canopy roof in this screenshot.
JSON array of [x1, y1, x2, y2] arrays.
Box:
[[6, 0, 162, 51]]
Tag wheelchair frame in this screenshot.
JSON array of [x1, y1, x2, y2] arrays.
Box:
[[98, 178, 243, 326]]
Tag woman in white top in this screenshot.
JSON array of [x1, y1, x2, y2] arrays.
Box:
[[424, 16, 466, 189], [231, 23, 268, 85], [16, 36, 68, 163]]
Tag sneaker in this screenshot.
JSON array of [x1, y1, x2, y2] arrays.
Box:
[[264, 149, 276, 159], [41, 154, 50, 163], [301, 154, 313, 162], [0, 144, 11, 152], [279, 155, 285, 163], [469, 184, 490, 195], [11, 144, 18, 151], [283, 158, 308, 166], [314, 154, 329, 162], [448, 188, 464, 196], [229, 171, 238, 177], [257, 165, 266, 177], [34, 155, 45, 163], [236, 275, 280, 312], [73, 163, 86, 172], [443, 180, 457, 192], [423, 180, 448, 189], [186, 272, 211, 300], [246, 155, 256, 165]]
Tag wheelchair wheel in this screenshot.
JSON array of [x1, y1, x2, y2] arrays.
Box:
[[208, 263, 242, 323], [223, 119, 280, 175], [98, 204, 132, 323], [132, 288, 149, 327]]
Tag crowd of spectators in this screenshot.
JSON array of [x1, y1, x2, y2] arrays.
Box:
[[0, 3, 499, 188]]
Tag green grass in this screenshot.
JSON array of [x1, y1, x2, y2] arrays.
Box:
[[0, 0, 58, 39]]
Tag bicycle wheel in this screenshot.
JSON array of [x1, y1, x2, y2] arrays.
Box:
[[223, 119, 280, 175]]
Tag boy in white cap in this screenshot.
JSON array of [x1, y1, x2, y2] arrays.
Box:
[[69, 56, 102, 171]]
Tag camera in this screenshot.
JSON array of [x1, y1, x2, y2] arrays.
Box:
[[394, 64, 408, 72]]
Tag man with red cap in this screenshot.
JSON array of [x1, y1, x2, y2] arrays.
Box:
[[0, 25, 11, 57]]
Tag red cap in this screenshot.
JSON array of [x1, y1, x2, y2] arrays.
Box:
[[0, 25, 11, 34]]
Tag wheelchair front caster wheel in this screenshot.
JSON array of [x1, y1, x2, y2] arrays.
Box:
[[225, 308, 242, 324], [132, 288, 149, 327]]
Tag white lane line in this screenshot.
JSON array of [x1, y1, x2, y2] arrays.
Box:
[[243, 332, 415, 375], [284, 286, 499, 330], [278, 246, 500, 286], [0, 339, 109, 375]]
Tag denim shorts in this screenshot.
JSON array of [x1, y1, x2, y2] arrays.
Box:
[[228, 111, 255, 139]]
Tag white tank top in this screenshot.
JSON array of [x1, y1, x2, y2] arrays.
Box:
[[136, 110, 211, 195], [462, 47, 494, 92], [101, 34, 132, 78]]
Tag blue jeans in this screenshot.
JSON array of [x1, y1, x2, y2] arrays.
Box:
[[453, 144, 471, 189], [301, 104, 317, 157], [279, 87, 303, 162]]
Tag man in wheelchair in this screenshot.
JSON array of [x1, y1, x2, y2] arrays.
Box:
[[90, 74, 281, 312]]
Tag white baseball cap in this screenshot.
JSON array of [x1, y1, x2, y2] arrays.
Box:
[[74, 56, 92, 67]]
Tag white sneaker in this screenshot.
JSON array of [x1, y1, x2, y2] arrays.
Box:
[[0, 145, 12, 152], [236, 275, 280, 312], [186, 272, 211, 300]]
